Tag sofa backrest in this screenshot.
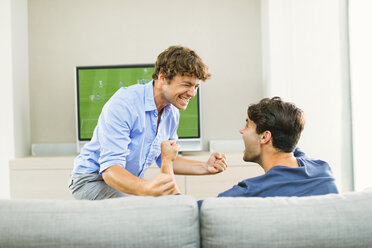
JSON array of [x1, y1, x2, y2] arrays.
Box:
[[200, 189, 372, 248], [0, 195, 199, 248]]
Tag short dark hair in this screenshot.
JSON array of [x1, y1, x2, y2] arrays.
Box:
[[248, 97, 305, 152], [152, 45, 211, 82]]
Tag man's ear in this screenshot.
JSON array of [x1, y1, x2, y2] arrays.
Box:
[[157, 73, 167, 85], [260, 131, 272, 144]]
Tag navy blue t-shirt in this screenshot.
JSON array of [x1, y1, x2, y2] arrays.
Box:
[[217, 148, 339, 198]]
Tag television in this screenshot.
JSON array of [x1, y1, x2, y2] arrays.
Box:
[[75, 64, 202, 153]]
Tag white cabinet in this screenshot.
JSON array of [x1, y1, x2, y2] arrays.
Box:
[[9, 152, 263, 200]]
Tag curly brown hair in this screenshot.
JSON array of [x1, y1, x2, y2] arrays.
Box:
[[248, 97, 305, 152], [152, 46, 211, 82]]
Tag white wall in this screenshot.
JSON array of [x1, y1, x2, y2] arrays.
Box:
[[349, 0, 372, 191], [0, 0, 31, 198], [261, 0, 353, 192], [28, 0, 262, 150], [12, 0, 31, 159], [3, 0, 358, 196], [0, 0, 14, 199]]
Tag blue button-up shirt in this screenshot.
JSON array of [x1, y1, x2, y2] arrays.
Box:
[[72, 81, 179, 178]]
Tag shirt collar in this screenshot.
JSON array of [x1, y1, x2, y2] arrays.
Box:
[[144, 80, 157, 112]]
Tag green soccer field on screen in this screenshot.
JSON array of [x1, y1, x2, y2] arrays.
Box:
[[77, 65, 200, 140]]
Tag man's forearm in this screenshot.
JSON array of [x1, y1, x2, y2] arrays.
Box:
[[160, 157, 180, 194], [102, 165, 149, 195], [161, 158, 174, 175], [172, 156, 208, 175]]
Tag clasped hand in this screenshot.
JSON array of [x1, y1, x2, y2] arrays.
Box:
[[204, 152, 227, 174], [145, 140, 180, 196]]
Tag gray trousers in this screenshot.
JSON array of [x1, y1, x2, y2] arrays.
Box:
[[68, 172, 131, 200]]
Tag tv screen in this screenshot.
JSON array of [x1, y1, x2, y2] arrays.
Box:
[[75, 64, 202, 151]]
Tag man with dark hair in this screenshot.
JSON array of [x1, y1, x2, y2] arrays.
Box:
[[69, 46, 227, 200], [217, 97, 339, 197]]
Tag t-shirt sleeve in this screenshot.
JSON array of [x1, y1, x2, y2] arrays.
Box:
[[97, 99, 134, 174]]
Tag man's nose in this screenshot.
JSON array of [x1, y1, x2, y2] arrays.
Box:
[[239, 127, 244, 134], [188, 87, 197, 97]]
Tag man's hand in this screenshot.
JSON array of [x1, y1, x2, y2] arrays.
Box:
[[161, 140, 180, 162], [159, 140, 181, 194], [102, 165, 179, 196], [204, 152, 227, 174], [144, 173, 178, 196]]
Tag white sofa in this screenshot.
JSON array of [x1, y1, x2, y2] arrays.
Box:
[[1, 189, 372, 247]]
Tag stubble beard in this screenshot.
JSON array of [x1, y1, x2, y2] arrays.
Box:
[[243, 150, 260, 163]]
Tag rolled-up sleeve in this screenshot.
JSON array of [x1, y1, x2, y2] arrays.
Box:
[[97, 99, 134, 174]]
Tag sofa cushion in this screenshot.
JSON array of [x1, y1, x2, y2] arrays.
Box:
[[201, 189, 372, 248], [0, 195, 199, 248]]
